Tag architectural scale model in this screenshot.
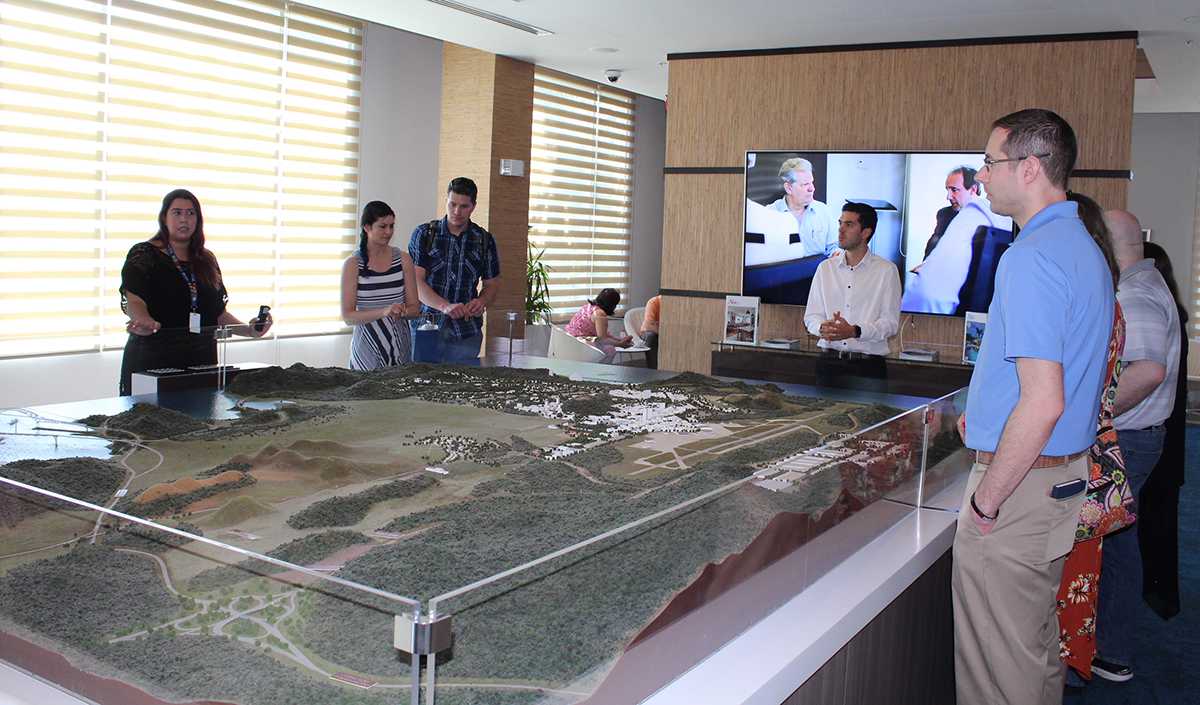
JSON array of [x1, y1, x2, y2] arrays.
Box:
[[0, 363, 932, 705]]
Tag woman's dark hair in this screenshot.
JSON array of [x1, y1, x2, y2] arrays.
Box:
[[1067, 192, 1119, 290], [1144, 241, 1188, 323], [358, 201, 395, 274], [152, 189, 219, 289], [589, 288, 621, 316]]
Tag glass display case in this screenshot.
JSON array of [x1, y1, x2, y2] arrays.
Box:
[[0, 317, 970, 705]]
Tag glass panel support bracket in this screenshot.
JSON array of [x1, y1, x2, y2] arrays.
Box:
[[394, 611, 452, 655], [395, 610, 452, 705]]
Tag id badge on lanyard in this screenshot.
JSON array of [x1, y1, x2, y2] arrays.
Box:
[[166, 243, 202, 333]]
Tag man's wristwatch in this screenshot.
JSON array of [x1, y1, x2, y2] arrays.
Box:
[[854, 325, 862, 338]]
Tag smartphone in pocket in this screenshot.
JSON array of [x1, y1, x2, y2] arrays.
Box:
[[1049, 477, 1086, 500]]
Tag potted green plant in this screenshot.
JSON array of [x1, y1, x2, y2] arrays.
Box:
[[525, 243, 554, 356]]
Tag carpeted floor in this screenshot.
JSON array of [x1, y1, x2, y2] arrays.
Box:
[[1065, 425, 1199, 704]]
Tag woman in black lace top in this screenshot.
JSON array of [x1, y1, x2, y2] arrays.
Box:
[[119, 189, 272, 395]]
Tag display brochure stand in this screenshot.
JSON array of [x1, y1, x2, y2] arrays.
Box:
[[724, 295, 760, 346], [962, 312, 987, 365]]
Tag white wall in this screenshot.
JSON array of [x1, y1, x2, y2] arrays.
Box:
[[359, 23, 444, 233], [1128, 112, 1200, 299], [0, 24, 446, 410], [628, 94, 667, 311]]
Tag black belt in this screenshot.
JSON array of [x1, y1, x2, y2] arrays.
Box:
[[819, 349, 881, 360]]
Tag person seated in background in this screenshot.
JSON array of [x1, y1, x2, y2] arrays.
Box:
[[120, 189, 272, 396], [641, 295, 661, 369], [341, 200, 419, 370], [565, 288, 632, 363]]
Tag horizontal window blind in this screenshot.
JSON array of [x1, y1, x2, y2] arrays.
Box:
[[0, 0, 361, 356], [528, 68, 634, 322]]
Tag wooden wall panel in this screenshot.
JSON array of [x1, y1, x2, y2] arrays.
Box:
[[661, 174, 743, 292], [1070, 177, 1130, 212], [666, 40, 1136, 167], [440, 44, 495, 221], [438, 44, 534, 316], [661, 36, 1137, 376], [488, 56, 535, 313], [659, 295, 724, 373]]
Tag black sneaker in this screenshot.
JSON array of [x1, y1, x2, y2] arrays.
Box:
[[1092, 657, 1133, 682]]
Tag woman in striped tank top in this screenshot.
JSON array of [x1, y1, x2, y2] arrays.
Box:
[[340, 201, 419, 369]]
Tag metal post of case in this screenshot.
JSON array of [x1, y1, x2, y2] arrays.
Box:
[[216, 326, 231, 390], [425, 651, 436, 705], [410, 605, 421, 705], [425, 604, 438, 705], [395, 608, 452, 705], [507, 311, 517, 363], [918, 403, 933, 511]]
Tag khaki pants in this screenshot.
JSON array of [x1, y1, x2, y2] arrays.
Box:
[[951, 455, 1089, 705]]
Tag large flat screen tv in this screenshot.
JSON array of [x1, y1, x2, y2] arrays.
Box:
[[743, 150, 1014, 316]]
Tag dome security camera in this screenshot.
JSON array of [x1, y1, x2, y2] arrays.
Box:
[[604, 69, 621, 83]]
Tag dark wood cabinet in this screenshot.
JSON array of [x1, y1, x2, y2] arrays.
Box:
[[711, 346, 975, 397]]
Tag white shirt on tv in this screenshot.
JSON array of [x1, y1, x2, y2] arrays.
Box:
[[804, 248, 901, 357], [900, 198, 1010, 314], [766, 197, 838, 257]]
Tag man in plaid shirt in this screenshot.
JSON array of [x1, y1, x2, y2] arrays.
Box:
[[408, 177, 501, 364]]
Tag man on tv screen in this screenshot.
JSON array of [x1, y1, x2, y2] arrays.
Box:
[[924, 166, 983, 258], [803, 202, 900, 392], [901, 165, 1012, 315], [766, 157, 838, 257]]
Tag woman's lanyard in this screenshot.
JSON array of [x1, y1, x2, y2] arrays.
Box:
[[165, 242, 201, 333]]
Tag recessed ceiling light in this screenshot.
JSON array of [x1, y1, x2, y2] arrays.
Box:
[[590, 47, 619, 53], [1184, 14, 1200, 22]]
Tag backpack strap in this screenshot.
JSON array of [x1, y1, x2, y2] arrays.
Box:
[[478, 227, 491, 263], [425, 217, 492, 273], [423, 218, 440, 255]]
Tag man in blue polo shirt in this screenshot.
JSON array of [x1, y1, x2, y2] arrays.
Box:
[[952, 110, 1114, 705], [409, 177, 501, 364]]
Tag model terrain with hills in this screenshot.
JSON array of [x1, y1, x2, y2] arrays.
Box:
[[0, 363, 950, 705]]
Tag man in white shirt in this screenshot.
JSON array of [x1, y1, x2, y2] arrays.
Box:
[[766, 157, 838, 257], [803, 202, 901, 392]]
